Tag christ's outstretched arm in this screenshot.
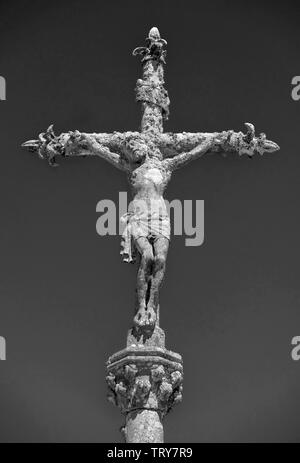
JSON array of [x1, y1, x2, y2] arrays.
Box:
[[162, 134, 215, 171], [22, 125, 134, 171], [161, 122, 280, 169]]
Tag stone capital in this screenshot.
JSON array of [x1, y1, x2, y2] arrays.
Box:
[[106, 345, 183, 417]]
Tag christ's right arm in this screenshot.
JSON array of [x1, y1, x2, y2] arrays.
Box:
[[22, 125, 139, 172]]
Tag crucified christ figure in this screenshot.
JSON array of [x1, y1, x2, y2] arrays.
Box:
[[22, 27, 279, 334]]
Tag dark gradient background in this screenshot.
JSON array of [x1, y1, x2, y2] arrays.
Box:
[[0, 0, 300, 443]]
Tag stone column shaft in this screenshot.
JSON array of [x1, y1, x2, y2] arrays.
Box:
[[125, 410, 163, 443]]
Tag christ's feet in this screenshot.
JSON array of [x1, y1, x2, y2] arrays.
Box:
[[134, 305, 156, 330]]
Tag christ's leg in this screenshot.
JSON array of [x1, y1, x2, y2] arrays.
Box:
[[133, 236, 155, 328], [148, 236, 169, 314]]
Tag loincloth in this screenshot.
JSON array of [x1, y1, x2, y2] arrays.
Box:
[[120, 211, 170, 263]]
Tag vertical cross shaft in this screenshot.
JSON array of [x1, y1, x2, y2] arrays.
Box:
[[133, 27, 170, 134], [106, 29, 183, 443]]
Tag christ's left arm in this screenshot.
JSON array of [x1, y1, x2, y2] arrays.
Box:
[[161, 123, 279, 171]]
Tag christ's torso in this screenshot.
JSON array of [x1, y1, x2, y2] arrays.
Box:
[[126, 160, 171, 232]]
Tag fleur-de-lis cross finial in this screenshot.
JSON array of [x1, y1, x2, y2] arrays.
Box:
[[133, 26, 167, 63]]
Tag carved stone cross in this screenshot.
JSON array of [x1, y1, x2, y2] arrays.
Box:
[[22, 27, 280, 443], [22, 26, 279, 334]]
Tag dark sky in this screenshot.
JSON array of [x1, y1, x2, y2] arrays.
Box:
[[0, 0, 300, 443]]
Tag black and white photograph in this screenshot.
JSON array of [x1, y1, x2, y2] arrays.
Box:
[[0, 0, 299, 446]]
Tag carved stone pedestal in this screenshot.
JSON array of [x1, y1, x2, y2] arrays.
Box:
[[106, 325, 183, 443]]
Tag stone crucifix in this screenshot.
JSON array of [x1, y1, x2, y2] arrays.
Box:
[[22, 26, 279, 338], [22, 26, 280, 443]]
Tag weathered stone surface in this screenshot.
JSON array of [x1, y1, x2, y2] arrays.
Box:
[[106, 345, 183, 416], [106, 341, 183, 443], [127, 325, 165, 348], [22, 25, 280, 443], [124, 410, 164, 443]]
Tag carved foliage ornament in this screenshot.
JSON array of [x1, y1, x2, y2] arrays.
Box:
[[106, 362, 183, 416]]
